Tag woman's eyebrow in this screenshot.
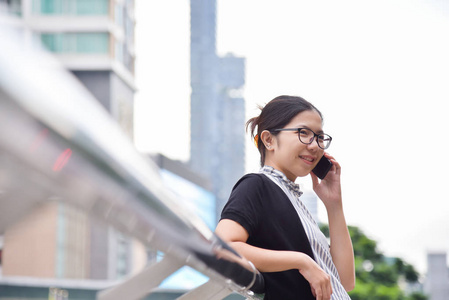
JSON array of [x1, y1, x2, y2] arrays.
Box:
[[294, 125, 324, 134]]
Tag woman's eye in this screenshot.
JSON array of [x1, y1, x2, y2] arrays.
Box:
[[298, 129, 310, 136]]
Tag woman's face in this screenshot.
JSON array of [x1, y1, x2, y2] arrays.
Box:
[[264, 110, 325, 181]]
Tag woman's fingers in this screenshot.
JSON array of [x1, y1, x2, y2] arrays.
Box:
[[315, 276, 332, 300], [299, 256, 332, 300]]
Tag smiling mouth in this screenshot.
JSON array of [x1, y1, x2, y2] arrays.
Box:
[[299, 155, 315, 162]]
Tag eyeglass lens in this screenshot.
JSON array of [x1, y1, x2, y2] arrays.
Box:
[[298, 128, 330, 149]]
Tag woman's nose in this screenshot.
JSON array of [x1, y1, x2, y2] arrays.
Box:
[[307, 139, 319, 151]]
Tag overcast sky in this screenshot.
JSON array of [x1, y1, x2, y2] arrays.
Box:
[[134, 0, 449, 273]]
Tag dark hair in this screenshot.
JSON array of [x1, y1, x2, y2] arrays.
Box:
[[246, 95, 323, 167]]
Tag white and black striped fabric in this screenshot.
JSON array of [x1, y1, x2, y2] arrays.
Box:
[[261, 166, 351, 300]]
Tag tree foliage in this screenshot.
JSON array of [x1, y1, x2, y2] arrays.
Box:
[[320, 224, 427, 300]]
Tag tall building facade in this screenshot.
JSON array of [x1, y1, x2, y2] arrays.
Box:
[[35, 0, 136, 138], [190, 0, 246, 217], [424, 252, 449, 300], [1, 0, 135, 137], [0, 0, 142, 285]]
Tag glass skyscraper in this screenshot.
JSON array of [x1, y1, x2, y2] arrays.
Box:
[[190, 0, 246, 218]]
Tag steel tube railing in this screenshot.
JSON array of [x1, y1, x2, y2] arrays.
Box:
[[0, 25, 264, 299]]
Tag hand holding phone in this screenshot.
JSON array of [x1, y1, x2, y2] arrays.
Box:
[[312, 155, 333, 179]]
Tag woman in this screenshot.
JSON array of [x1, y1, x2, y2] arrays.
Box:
[[215, 95, 355, 300]]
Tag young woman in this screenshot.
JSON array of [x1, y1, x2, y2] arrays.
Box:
[[215, 95, 355, 300]]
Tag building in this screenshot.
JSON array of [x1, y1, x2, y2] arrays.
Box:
[[189, 0, 246, 218], [0, 0, 142, 290], [35, 0, 136, 139], [424, 251, 449, 300], [1, 0, 136, 138]]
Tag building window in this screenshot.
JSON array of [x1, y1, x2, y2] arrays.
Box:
[[114, 40, 124, 64], [115, 233, 129, 279], [76, 0, 108, 15], [41, 32, 109, 54], [76, 32, 109, 53], [34, 0, 108, 15], [125, 14, 134, 45], [4, 0, 22, 16], [114, 3, 124, 27]]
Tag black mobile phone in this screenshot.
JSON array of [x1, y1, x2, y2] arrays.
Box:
[[312, 155, 333, 179]]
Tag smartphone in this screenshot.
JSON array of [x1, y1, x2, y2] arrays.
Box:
[[312, 155, 333, 179]]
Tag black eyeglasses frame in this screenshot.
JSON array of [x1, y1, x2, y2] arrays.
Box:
[[271, 128, 332, 150]]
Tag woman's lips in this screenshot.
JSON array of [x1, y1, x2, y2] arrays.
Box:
[[299, 155, 315, 165]]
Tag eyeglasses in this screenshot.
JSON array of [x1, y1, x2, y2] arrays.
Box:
[[271, 128, 332, 149]]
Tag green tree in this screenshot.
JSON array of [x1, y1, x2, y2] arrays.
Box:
[[320, 224, 427, 300]]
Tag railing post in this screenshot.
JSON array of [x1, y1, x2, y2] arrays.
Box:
[[176, 279, 233, 300], [97, 255, 183, 300]]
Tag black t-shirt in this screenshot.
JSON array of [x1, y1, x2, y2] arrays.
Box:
[[221, 173, 316, 300]]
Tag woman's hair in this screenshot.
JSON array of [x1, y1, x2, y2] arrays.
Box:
[[246, 95, 323, 167]]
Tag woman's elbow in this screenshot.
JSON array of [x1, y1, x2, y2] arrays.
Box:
[[343, 278, 355, 292]]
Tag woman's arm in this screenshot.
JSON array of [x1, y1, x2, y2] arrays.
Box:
[[215, 219, 333, 299], [312, 154, 355, 291], [327, 205, 355, 291]]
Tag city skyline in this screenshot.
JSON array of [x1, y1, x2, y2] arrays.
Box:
[[135, 0, 449, 274]]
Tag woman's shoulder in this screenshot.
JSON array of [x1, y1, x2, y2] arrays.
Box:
[[234, 172, 269, 187], [231, 173, 279, 195]]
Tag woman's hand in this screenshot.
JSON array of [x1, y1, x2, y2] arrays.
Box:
[[298, 254, 332, 300], [311, 152, 342, 210]]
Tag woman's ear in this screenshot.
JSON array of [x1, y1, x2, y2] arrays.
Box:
[[260, 130, 275, 150]]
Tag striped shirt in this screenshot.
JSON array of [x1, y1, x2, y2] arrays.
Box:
[[260, 166, 351, 300]]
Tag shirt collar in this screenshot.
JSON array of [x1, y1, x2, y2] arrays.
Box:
[[260, 166, 303, 198]]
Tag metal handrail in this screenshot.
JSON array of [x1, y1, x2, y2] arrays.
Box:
[[0, 25, 264, 298]]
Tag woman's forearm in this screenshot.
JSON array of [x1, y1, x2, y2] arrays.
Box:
[[229, 241, 333, 297], [228, 241, 307, 272], [327, 207, 355, 291], [216, 220, 334, 297]]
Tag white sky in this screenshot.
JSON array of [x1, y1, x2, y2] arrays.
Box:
[[134, 0, 449, 273]]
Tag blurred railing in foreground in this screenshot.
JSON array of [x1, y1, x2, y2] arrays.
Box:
[[0, 27, 264, 300]]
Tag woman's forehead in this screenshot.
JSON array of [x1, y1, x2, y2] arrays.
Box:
[[287, 110, 323, 128]]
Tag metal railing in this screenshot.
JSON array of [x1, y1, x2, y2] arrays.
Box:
[[0, 25, 264, 299]]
